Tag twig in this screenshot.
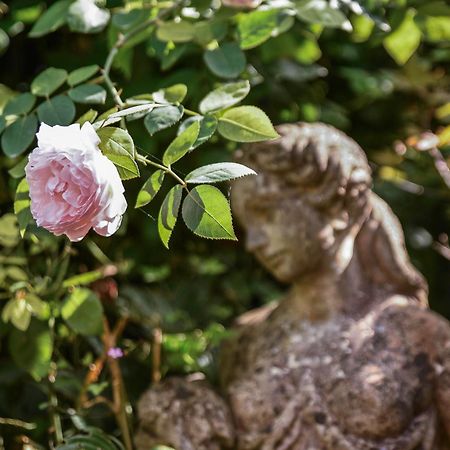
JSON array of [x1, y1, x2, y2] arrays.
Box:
[[0, 417, 36, 430], [102, 2, 181, 109], [102, 317, 133, 450], [152, 327, 162, 383], [135, 153, 187, 187]]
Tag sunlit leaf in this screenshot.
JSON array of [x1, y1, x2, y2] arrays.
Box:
[[217, 106, 279, 142], [97, 127, 139, 180], [153, 84, 187, 103], [178, 115, 218, 149], [135, 170, 165, 208], [156, 20, 195, 43], [144, 105, 184, 136], [384, 10, 422, 65], [186, 162, 256, 184], [14, 178, 33, 237], [199, 80, 250, 114], [295, 0, 351, 30], [182, 185, 236, 240], [163, 121, 200, 166], [158, 184, 183, 248]]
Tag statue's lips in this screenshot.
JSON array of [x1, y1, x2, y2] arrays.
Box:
[[259, 250, 286, 267]]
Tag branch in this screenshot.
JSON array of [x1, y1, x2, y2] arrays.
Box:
[[102, 2, 181, 108]]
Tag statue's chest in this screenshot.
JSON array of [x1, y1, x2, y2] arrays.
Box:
[[227, 317, 436, 450]]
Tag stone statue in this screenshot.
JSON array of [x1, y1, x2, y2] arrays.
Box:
[[135, 123, 450, 450]]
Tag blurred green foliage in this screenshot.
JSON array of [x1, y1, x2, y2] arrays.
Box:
[[0, 0, 449, 448]]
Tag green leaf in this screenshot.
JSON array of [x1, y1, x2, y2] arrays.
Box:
[[14, 178, 33, 237], [68, 0, 111, 34], [295, 0, 351, 30], [163, 121, 200, 166], [237, 9, 283, 50], [419, 16, 450, 42], [156, 20, 195, 43], [153, 84, 187, 103], [199, 80, 250, 114], [204, 42, 246, 79], [178, 115, 218, 149], [217, 106, 279, 142], [135, 170, 165, 208], [61, 288, 103, 336], [0, 115, 5, 134], [2, 298, 32, 331], [0, 213, 20, 247], [158, 184, 183, 248], [69, 84, 107, 104], [67, 65, 100, 86], [9, 319, 53, 380], [37, 95, 76, 126], [63, 270, 107, 288], [25, 294, 49, 319], [29, 0, 72, 38], [193, 20, 228, 47], [112, 9, 150, 31], [31, 67, 67, 97], [4, 93, 36, 116], [2, 114, 38, 157], [0, 28, 9, 55], [97, 127, 139, 180], [9, 157, 28, 179], [384, 10, 422, 65], [182, 185, 236, 240], [102, 104, 155, 126], [144, 105, 184, 136], [186, 162, 256, 184], [76, 109, 98, 125]]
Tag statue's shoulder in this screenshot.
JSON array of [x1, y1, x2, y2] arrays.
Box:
[[372, 296, 450, 355]]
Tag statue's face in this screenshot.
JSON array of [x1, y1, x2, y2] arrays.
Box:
[[232, 180, 331, 283]]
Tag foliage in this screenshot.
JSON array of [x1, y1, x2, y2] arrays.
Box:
[[0, 0, 449, 449]]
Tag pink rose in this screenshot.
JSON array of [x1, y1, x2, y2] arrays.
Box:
[[25, 122, 127, 242]]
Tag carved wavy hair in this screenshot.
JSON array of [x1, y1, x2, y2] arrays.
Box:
[[234, 122, 427, 304]]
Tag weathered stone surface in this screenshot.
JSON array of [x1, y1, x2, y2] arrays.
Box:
[[136, 123, 450, 450]]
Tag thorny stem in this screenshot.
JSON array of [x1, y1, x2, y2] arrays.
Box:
[[102, 1, 180, 109]]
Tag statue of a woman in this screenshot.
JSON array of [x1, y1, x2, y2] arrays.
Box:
[[136, 123, 450, 450]]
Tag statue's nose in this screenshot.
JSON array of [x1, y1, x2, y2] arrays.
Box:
[[246, 227, 268, 253]]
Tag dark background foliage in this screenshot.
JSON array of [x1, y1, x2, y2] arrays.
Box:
[[0, 0, 449, 448]]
